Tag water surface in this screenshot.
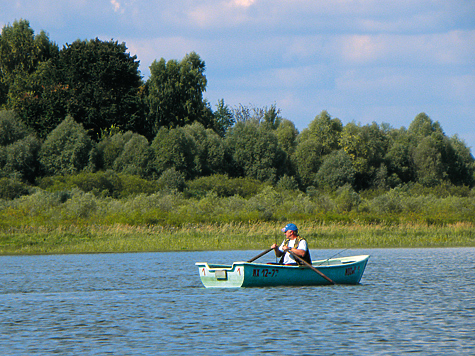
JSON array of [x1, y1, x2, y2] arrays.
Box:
[[1, 248, 474, 355]]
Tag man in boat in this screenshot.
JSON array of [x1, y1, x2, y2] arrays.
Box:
[[271, 223, 312, 265]]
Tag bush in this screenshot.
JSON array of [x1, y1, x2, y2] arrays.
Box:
[[367, 189, 404, 214], [38, 116, 95, 176], [63, 189, 98, 219], [0, 110, 31, 145], [113, 134, 153, 178], [185, 174, 266, 198], [401, 182, 472, 198], [1, 135, 41, 182], [276, 174, 298, 191], [306, 186, 317, 198], [0, 111, 41, 182], [0, 178, 30, 200], [38, 171, 120, 197], [315, 150, 355, 189], [151, 127, 196, 179], [96, 131, 135, 170], [71, 171, 123, 197], [158, 168, 186, 192], [118, 174, 160, 197], [247, 186, 283, 221], [334, 184, 361, 212], [225, 121, 286, 183], [37, 171, 162, 198]]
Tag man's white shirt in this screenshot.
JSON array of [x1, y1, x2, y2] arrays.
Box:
[[278, 239, 307, 264]]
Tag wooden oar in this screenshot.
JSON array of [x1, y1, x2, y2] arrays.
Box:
[[287, 249, 335, 285], [247, 248, 273, 263]]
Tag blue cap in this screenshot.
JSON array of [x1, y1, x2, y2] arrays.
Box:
[[281, 223, 298, 233]]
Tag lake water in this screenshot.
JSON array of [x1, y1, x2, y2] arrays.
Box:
[[1, 248, 474, 355]]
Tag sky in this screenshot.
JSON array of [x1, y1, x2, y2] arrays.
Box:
[[2, 0, 475, 150]]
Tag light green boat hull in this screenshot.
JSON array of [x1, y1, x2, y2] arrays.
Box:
[[196, 255, 370, 288]]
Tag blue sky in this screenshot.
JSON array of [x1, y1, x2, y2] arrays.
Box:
[[3, 0, 475, 150]]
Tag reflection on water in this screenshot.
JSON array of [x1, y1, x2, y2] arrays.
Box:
[[1, 248, 474, 355]]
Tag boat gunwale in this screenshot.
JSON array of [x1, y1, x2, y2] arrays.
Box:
[[195, 254, 370, 271]]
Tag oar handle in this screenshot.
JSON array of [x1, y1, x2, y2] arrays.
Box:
[[247, 248, 273, 263], [288, 249, 335, 285]]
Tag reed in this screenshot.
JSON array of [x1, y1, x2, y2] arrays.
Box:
[[1, 221, 474, 255]]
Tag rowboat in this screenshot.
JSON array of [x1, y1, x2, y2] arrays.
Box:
[[195, 254, 370, 288]]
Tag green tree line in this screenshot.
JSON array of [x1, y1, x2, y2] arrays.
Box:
[[1, 19, 474, 197]]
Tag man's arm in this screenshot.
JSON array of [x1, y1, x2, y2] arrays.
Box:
[[271, 243, 284, 257]]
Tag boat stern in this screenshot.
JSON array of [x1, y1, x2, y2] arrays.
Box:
[[195, 262, 246, 288]]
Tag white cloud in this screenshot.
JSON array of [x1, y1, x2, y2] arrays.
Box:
[[185, 0, 261, 29], [233, 0, 256, 7], [342, 35, 380, 63], [339, 30, 475, 66], [111, 0, 121, 13]]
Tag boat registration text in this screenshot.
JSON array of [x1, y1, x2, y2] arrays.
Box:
[[252, 268, 279, 278]]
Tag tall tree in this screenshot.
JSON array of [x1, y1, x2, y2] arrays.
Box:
[[300, 110, 343, 155], [225, 121, 286, 183], [146, 52, 211, 133], [0, 110, 30, 145], [231, 103, 281, 127], [9, 59, 69, 139], [59, 38, 145, 139], [291, 139, 324, 188], [409, 113, 474, 187], [0, 19, 58, 105], [408, 112, 444, 143], [446, 135, 475, 186], [276, 119, 299, 156], [413, 133, 447, 186], [339, 122, 389, 190], [290, 111, 342, 189], [385, 128, 415, 185], [213, 99, 234, 137], [0, 19, 58, 108]]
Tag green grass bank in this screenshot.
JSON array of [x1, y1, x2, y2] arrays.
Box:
[[2, 179, 475, 255]]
